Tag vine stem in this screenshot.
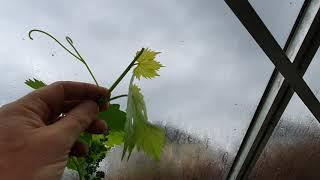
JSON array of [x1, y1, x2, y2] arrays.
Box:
[[71, 157, 83, 180], [28, 29, 99, 87], [28, 29, 143, 101], [29, 29, 81, 61], [110, 94, 128, 101], [109, 48, 144, 92], [83, 62, 99, 86]]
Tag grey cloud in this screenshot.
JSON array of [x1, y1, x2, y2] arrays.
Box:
[[0, 0, 318, 152]]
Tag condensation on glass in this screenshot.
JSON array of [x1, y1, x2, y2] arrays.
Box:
[[2, 0, 277, 179], [247, 17, 320, 179], [248, 0, 304, 47], [304, 49, 320, 101], [248, 93, 320, 179]]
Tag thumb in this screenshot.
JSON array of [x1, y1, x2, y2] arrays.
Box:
[[49, 100, 99, 143]]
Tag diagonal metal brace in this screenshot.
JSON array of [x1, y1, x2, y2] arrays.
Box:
[[225, 0, 320, 122], [225, 0, 320, 179]]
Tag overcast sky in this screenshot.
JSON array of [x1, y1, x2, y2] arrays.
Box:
[[1, 0, 318, 152]]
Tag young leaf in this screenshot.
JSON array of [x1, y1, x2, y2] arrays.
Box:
[[67, 157, 86, 180], [122, 76, 165, 161], [66, 158, 77, 171], [135, 122, 165, 160], [133, 48, 163, 80], [98, 104, 126, 131], [25, 78, 47, 89], [106, 131, 125, 148], [79, 132, 92, 145]]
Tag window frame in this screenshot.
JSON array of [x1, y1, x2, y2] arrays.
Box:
[[224, 0, 320, 179]]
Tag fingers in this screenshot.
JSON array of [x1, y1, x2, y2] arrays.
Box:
[[49, 100, 99, 143], [86, 119, 108, 134], [63, 100, 109, 113], [20, 81, 110, 122], [42, 101, 108, 157], [51, 116, 108, 134], [99, 102, 109, 112], [69, 121, 108, 156], [62, 100, 82, 113], [70, 141, 88, 157], [55, 81, 110, 101]]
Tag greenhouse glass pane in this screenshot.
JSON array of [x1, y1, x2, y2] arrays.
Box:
[[249, 94, 320, 179], [249, 0, 304, 47], [0, 0, 274, 179], [304, 48, 320, 102]]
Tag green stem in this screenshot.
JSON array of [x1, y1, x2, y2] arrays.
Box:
[[71, 157, 83, 180], [109, 48, 144, 92], [84, 62, 99, 86], [29, 29, 82, 61], [65, 35, 99, 86], [29, 29, 99, 86], [110, 94, 128, 101], [29, 29, 144, 104]]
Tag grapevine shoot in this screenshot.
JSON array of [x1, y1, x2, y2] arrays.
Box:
[[25, 29, 165, 180]]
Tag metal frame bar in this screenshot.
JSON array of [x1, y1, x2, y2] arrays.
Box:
[[224, 0, 320, 179]]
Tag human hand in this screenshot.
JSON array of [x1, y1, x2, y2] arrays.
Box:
[[0, 81, 110, 180]]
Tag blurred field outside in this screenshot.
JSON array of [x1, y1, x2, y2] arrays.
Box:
[[62, 114, 320, 180]]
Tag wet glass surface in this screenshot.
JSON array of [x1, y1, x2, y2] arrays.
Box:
[[249, 0, 304, 47], [249, 94, 320, 179], [304, 48, 320, 102], [0, 0, 280, 179]]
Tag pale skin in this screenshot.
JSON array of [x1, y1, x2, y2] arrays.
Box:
[[0, 81, 110, 180]]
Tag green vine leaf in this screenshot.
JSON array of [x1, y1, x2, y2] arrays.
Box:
[[98, 104, 126, 132], [122, 76, 165, 161], [133, 48, 163, 80], [79, 132, 92, 145], [66, 158, 78, 171], [106, 131, 125, 148], [25, 78, 47, 89]]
